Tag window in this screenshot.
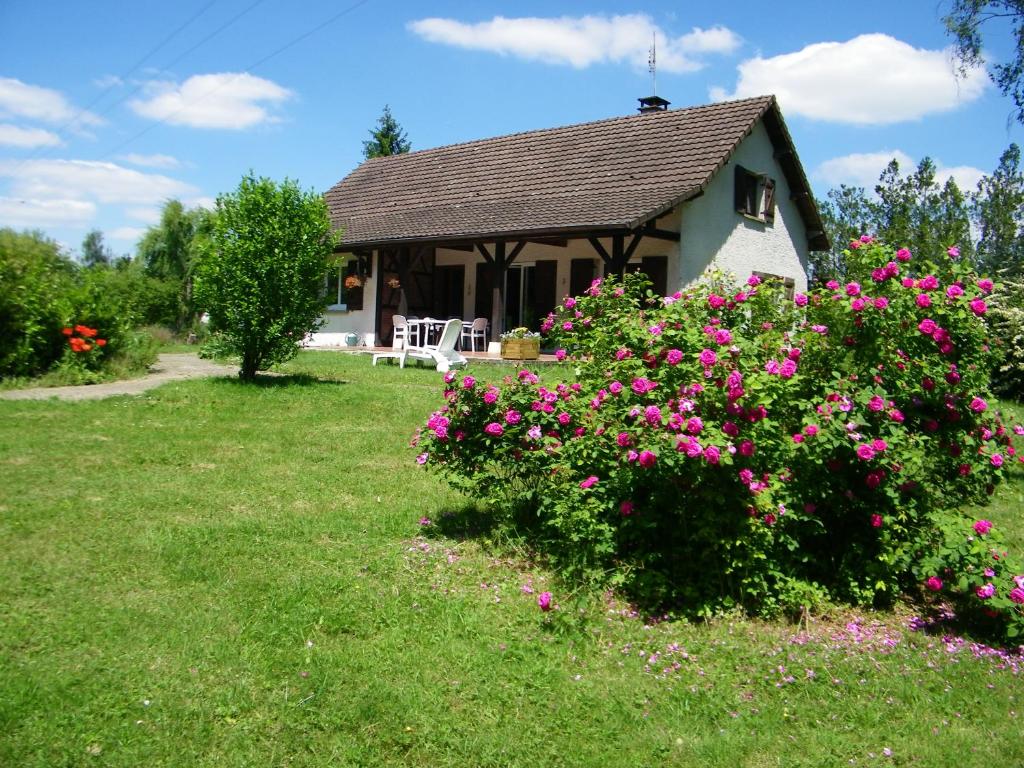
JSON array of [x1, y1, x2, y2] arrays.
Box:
[[752, 271, 795, 301], [323, 258, 365, 311], [324, 265, 345, 309], [734, 165, 776, 224]]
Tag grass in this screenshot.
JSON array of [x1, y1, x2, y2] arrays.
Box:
[[1, 351, 1022, 767]]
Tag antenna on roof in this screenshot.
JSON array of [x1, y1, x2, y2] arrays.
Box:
[[637, 34, 669, 114], [648, 32, 657, 97]]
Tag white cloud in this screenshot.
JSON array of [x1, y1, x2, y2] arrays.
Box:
[[118, 152, 181, 169], [188, 195, 216, 210], [0, 158, 198, 205], [815, 150, 915, 188], [815, 150, 985, 192], [125, 206, 161, 224], [711, 34, 987, 124], [0, 196, 95, 227], [936, 164, 986, 192], [129, 73, 292, 129], [409, 15, 740, 73], [0, 124, 62, 148], [0, 77, 103, 126], [109, 226, 147, 243]]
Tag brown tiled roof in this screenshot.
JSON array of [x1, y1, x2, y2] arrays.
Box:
[[325, 95, 826, 249]]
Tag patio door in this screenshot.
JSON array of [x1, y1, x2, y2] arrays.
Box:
[[504, 264, 534, 330], [504, 260, 557, 331]]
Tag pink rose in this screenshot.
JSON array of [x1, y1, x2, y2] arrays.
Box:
[[916, 294, 932, 308], [896, 247, 912, 262], [638, 450, 657, 468], [579, 475, 599, 489], [856, 444, 876, 461], [699, 348, 718, 367], [794, 293, 808, 307], [537, 591, 553, 611], [974, 519, 993, 535], [871, 514, 883, 528], [620, 500, 634, 516], [555, 349, 567, 361], [846, 282, 861, 296], [970, 298, 987, 315], [484, 422, 503, 436], [1010, 587, 1024, 605], [925, 576, 943, 592], [976, 583, 995, 599], [970, 397, 988, 413]]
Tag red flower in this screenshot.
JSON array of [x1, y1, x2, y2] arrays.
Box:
[[96, 339, 107, 347], [61, 327, 73, 336]]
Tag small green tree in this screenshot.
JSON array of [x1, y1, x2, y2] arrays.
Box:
[[81, 229, 112, 267], [193, 173, 337, 380], [362, 104, 411, 159], [137, 199, 210, 328]]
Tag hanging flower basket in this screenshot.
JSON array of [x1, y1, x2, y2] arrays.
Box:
[[344, 275, 363, 289]]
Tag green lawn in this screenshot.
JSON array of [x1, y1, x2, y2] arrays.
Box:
[[1, 352, 1022, 767]]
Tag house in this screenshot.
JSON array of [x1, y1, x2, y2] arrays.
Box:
[[313, 94, 827, 348]]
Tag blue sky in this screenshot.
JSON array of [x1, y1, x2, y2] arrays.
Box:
[[0, 0, 1021, 257]]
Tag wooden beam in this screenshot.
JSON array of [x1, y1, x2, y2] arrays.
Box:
[[440, 243, 475, 252], [640, 225, 680, 242], [490, 242, 506, 343], [623, 231, 644, 261], [525, 237, 569, 248], [475, 243, 493, 263], [507, 240, 527, 263], [588, 237, 612, 265]]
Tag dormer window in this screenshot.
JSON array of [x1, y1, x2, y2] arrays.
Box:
[[735, 165, 776, 224]]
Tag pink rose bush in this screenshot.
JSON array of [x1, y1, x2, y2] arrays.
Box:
[[417, 240, 1023, 640]]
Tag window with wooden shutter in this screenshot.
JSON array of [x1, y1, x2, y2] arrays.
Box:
[[735, 165, 776, 225]]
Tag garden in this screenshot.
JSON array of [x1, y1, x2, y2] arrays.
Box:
[[2, 240, 1023, 766]]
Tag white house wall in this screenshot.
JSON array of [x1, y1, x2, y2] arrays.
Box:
[[306, 252, 379, 347], [677, 120, 810, 292]]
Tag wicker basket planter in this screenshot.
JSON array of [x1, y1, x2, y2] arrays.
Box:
[[500, 338, 540, 360]]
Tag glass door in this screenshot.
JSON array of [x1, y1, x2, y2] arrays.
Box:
[[504, 264, 535, 330]]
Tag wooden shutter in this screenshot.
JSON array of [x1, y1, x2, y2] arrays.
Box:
[[640, 256, 668, 297], [762, 177, 776, 224], [531, 260, 557, 330]]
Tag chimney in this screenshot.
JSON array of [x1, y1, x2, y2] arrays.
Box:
[[637, 95, 670, 114]]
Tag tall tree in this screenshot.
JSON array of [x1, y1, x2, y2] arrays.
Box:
[[362, 105, 411, 159], [81, 229, 112, 267], [815, 185, 877, 282], [137, 200, 200, 281], [973, 143, 1024, 275], [944, 1, 1024, 123], [137, 200, 210, 327], [193, 173, 338, 380]]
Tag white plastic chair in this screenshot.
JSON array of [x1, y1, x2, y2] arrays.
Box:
[[405, 318, 468, 372], [461, 317, 488, 352], [392, 314, 408, 349]]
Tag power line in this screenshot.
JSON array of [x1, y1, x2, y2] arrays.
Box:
[[14, 0, 220, 169], [85, 0, 269, 136], [98, 0, 374, 161]]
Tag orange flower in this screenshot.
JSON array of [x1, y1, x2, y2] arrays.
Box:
[[82, 343, 92, 351], [96, 339, 107, 347], [69, 337, 85, 352], [62, 327, 73, 336]]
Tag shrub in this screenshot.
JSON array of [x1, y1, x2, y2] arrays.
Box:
[[0, 229, 76, 377], [193, 173, 338, 380], [417, 239, 1024, 640], [988, 275, 1024, 399]]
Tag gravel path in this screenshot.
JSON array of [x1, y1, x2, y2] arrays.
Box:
[[0, 353, 238, 402]]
